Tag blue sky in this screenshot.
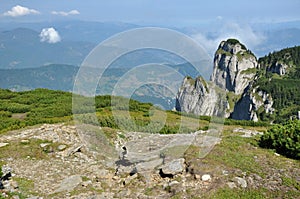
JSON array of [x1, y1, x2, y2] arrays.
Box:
[[0, 0, 300, 26]]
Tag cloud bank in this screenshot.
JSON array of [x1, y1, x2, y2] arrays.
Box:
[[39, 28, 61, 44], [3, 5, 40, 17], [51, 10, 80, 16], [191, 23, 265, 56]]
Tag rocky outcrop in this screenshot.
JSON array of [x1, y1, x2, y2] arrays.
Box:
[[175, 76, 224, 116], [211, 39, 258, 95], [231, 87, 274, 121], [266, 62, 289, 76], [176, 39, 275, 121]]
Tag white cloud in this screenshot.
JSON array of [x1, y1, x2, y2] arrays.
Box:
[[3, 5, 40, 17], [39, 28, 61, 44], [191, 22, 265, 56], [51, 9, 80, 16]]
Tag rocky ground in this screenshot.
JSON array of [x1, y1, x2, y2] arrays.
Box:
[[0, 123, 299, 198]]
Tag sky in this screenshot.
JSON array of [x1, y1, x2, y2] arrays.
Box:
[[0, 0, 299, 57], [0, 0, 300, 26]]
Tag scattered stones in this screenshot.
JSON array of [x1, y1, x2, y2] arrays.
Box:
[[0, 143, 9, 148], [0, 123, 299, 198], [233, 128, 263, 137], [201, 174, 211, 182], [54, 175, 82, 193], [233, 177, 247, 188]]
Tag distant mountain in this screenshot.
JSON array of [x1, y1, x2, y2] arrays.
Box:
[[0, 60, 202, 110], [1, 20, 300, 69], [0, 20, 140, 43], [0, 64, 78, 91], [0, 28, 95, 69]]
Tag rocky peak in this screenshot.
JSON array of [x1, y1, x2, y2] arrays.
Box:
[[218, 39, 246, 55], [211, 39, 257, 95]]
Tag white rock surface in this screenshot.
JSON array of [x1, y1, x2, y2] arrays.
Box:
[[175, 76, 225, 116], [201, 174, 211, 181], [211, 40, 257, 95]]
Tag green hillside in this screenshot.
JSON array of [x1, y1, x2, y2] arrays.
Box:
[[0, 88, 209, 134], [256, 46, 300, 123]]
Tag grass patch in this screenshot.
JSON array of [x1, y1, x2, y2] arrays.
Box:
[[282, 176, 300, 190], [13, 177, 36, 198], [0, 139, 62, 160], [203, 136, 264, 175], [206, 187, 269, 199]]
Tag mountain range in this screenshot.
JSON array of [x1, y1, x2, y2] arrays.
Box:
[[0, 20, 300, 69]]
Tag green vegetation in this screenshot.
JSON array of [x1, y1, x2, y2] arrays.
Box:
[[259, 120, 300, 159], [254, 46, 300, 123], [216, 48, 232, 56], [240, 67, 257, 75], [258, 46, 300, 79], [255, 75, 300, 123], [0, 88, 210, 134], [226, 38, 247, 50]]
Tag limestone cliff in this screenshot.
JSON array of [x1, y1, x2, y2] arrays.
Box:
[[176, 39, 275, 121], [175, 76, 224, 116], [211, 39, 258, 95], [231, 86, 274, 122]]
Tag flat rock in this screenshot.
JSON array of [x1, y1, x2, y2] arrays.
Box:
[[54, 175, 82, 193], [160, 158, 185, 175], [136, 158, 163, 172], [57, 144, 67, 151]]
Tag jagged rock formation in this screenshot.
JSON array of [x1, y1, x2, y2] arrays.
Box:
[[211, 39, 258, 95], [176, 39, 275, 121], [175, 76, 224, 116]]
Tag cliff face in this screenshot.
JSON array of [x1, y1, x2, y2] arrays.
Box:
[[175, 76, 220, 116], [211, 39, 258, 95], [176, 39, 275, 121], [231, 87, 274, 122]]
